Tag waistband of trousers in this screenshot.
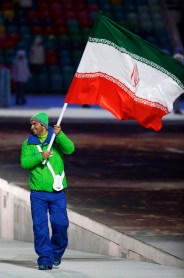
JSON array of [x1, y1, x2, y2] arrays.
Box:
[[31, 189, 63, 194]]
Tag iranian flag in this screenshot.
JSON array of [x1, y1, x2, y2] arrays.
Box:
[[65, 12, 184, 131]]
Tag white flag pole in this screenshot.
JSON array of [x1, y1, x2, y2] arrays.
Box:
[[42, 102, 68, 165]]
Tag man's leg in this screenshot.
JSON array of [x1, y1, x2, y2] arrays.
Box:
[[30, 190, 54, 268], [49, 190, 69, 263]]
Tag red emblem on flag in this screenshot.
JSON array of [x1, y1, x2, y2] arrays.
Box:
[[131, 64, 140, 87]]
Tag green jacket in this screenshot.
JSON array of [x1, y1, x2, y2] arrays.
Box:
[[21, 126, 75, 192]]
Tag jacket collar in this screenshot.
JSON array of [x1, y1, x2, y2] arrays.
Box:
[[27, 126, 53, 146]]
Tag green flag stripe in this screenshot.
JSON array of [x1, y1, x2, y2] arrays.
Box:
[[89, 13, 184, 87]]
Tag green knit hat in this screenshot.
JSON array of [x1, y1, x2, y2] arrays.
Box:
[[30, 112, 48, 129]]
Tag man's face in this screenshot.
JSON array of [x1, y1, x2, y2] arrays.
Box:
[[30, 120, 46, 136]]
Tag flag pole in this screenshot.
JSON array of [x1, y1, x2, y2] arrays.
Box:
[[43, 102, 68, 164]]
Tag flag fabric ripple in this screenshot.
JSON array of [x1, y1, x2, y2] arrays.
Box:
[[65, 12, 184, 131]]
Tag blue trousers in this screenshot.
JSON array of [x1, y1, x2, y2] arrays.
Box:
[[30, 190, 69, 267]]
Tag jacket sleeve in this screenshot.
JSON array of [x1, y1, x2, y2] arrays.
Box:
[[20, 140, 43, 170], [54, 131, 75, 155]]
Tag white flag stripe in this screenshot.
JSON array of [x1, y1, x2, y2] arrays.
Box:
[[78, 42, 182, 111]]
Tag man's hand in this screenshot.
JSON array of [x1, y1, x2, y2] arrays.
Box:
[[42, 151, 53, 160], [53, 125, 61, 135]]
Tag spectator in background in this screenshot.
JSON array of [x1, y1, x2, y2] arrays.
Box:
[[11, 50, 31, 105], [17, 0, 32, 9], [30, 36, 45, 76], [173, 52, 184, 66]]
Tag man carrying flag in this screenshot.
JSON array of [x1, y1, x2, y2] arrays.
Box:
[[65, 12, 184, 131], [21, 112, 75, 270]]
